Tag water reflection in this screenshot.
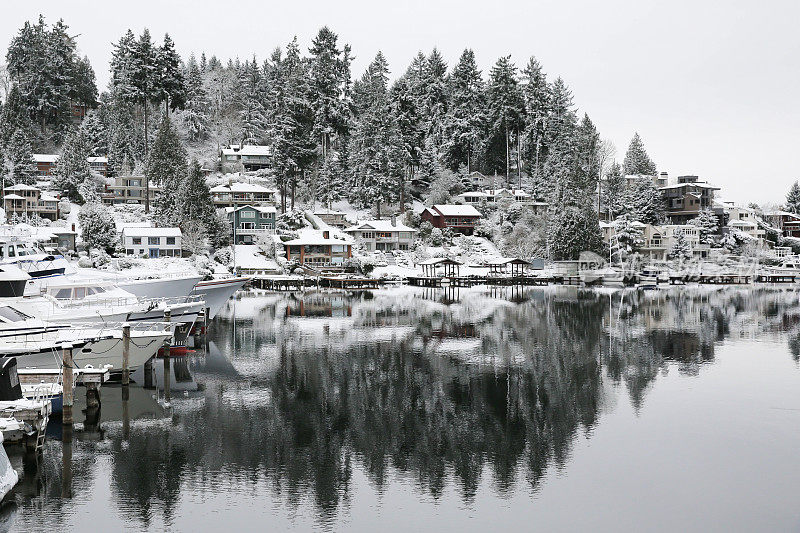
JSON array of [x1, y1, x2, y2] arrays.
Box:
[[8, 286, 800, 530]]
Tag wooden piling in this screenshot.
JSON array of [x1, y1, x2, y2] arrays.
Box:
[[62, 344, 74, 425], [122, 323, 131, 387], [163, 309, 171, 404]]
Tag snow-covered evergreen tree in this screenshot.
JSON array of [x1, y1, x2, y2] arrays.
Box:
[[690, 208, 719, 245], [237, 57, 268, 144], [80, 108, 108, 156], [548, 205, 603, 260], [52, 129, 92, 202], [78, 201, 117, 252], [623, 133, 657, 175], [0, 85, 33, 147], [601, 162, 627, 219], [442, 49, 485, 174], [4, 129, 37, 185], [486, 56, 525, 181], [520, 56, 549, 179], [628, 178, 665, 225], [156, 33, 187, 113], [147, 114, 187, 220], [348, 52, 404, 218], [785, 181, 800, 214], [611, 213, 644, 262], [669, 231, 692, 262], [181, 54, 209, 142], [179, 159, 215, 228], [308, 26, 351, 163]]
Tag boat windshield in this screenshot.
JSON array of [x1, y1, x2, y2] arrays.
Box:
[[0, 306, 31, 323]]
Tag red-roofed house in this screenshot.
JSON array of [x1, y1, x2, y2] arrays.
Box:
[[421, 204, 482, 235]]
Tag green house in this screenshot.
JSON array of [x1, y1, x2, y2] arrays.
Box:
[[225, 205, 277, 244]]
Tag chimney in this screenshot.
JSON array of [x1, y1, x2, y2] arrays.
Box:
[[323, 230, 329, 239], [391, 214, 397, 227], [71, 223, 76, 232]]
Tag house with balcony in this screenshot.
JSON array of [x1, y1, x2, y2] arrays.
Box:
[[600, 220, 668, 261], [87, 156, 109, 177], [104, 176, 161, 205], [314, 211, 349, 228], [280, 229, 352, 268], [722, 202, 766, 242], [210, 180, 278, 207], [763, 209, 800, 238], [32, 154, 59, 177], [2, 184, 60, 221], [662, 225, 710, 258], [659, 175, 721, 225], [226, 205, 277, 244], [220, 145, 271, 172], [344, 216, 417, 252], [421, 204, 482, 235], [121, 227, 182, 258]]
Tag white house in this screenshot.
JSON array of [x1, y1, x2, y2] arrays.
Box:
[[121, 227, 183, 258], [344, 216, 417, 252], [210, 179, 278, 207], [220, 145, 271, 171]]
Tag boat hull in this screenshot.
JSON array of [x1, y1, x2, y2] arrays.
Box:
[[191, 277, 249, 318]]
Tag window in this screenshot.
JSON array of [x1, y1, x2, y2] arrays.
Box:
[[132, 237, 142, 245], [377, 232, 393, 238], [7, 247, 14, 258], [148, 237, 160, 245], [166, 237, 176, 245], [0, 306, 31, 322], [73, 287, 86, 300], [241, 210, 255, 218], [241, 222, 255, 230], [361, 232, 374, 239]]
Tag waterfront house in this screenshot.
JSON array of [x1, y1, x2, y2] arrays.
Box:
[[659, 175, 721, 225], [280, 230, 352, 267], [220, 145, 271, 172], [121, 227, 182, 258], [2, 184, 60, 221], [421, 204, 482, 235], [344, 216, 417, 252], [600, 220, 668, 261], [210, 180, 277, 207], [104, 175, 161, 206], [226, 205, 277, 245], [314, 211, 350, 228], [763, 209, 800, 238]]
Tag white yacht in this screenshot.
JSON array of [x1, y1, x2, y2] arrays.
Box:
[[191, 276, 250, 318], [0, 238, 70, 280]]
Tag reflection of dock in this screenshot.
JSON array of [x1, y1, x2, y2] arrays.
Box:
[[407, 275, 568, 288], [252, 276, 382, 290], [669, 274, 752, 285]]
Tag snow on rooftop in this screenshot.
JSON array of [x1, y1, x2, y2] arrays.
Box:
[[2, 194, 25, 200], [221, 145, 272, 156], [344, 219, 417, 233], [659, 182, 719, 190], [121, 226, 182, 237], [210, 182, 277, 193], [224, 205, 277, 214], [32, 154, 58, 163], [87, 156, 108, 163], [6, 184, 39, 191], [431, 204, 482, 217]]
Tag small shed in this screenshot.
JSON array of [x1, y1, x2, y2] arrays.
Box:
[[418, 257, 462, 278]]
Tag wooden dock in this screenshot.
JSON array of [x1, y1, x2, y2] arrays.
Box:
[[669, 274, 753, 285]]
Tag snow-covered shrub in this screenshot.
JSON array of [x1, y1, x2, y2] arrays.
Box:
[[429, 228, 444, 246], [78, 201, 118, 253], [213, 247, 232, 266], [277, 209, 307, 231], [77, 256, 93, 268], [424, 170, 464, 205], [115, 257, 138, 270], [191, 254, 215, 280], [90, 249, 111, 267], [404, 210, 421, 228]]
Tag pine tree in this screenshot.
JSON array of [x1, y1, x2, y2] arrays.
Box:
[[574, 114, 601, 192], [78, 200, 117, 252], [179, 159, 215, 229], [623, 132, 657, 175], [611, 213, 644, 262], [182, 54, 210, 142], [308, 27, 350, 162], [669, 231, 692, 262], [690, 208, 719, 244], [391, 53, 428, 199], [0, 85, 33, 147], [601, 162, 627, 219], [520, 57, 549, 179], [80, 108, 108, 156], [156, 33, 187, 113], [237, 57, 268, 144], [148, 114, 188, 224], [442, 49, 485, 174], [629, 178, 665, 225], [349, 52, 405, 218], [486, 56, 525, 182], [53, 129, 93, 202], [548, 205, 603, 260], [5, 130, 37, 186], [785, 181, 800, 214]]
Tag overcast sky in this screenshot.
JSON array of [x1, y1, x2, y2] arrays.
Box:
[[3, 0, 798, 205]]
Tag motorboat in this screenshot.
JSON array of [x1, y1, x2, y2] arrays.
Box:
[[191, 276, 250, 318], [0, 238, 69, 280]]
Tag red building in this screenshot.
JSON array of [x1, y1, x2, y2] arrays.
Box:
[[421, 204, 482, 235]]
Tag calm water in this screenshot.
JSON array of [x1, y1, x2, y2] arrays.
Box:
[[5, 285, 800, 532]]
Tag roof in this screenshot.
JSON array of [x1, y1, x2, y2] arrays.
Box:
[[87, 156, 108, 164], [282, 236, 351, 246], [430, 204, 482, 217], [314, 210, 348, 216], [418, 257, 463, 266], [487, 257, 532, 266], [39, 194, 59, 202], [5, 184, 39, 191], [344, 219, 417, 233], [224, 205, 277, 214], [221, 145, 272, 157], [32, 154, 58, 163], [2, 194, 25, 200], [659, 182, 719, 191], [210, 182, 277, 194], [121, 227, 182, 237]]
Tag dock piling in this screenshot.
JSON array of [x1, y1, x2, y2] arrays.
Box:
[[62, 344, 74, 425], [122, 323, 131, 387], [163, 309, 171, 404]]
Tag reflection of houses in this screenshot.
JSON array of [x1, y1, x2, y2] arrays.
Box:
[[104, 176, 161, 205], [121, 227, 182, 258], [344, 216, 417, 252], [226, 205, 276, 244], [659, 175, 721, 225], [220, 145, 271, 171], [286, 294, 353, 318], [280, 230, 352, 267], [210, 181, 277, 207], [2, 184, 60, 221], [421, 204, 482, 235]]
